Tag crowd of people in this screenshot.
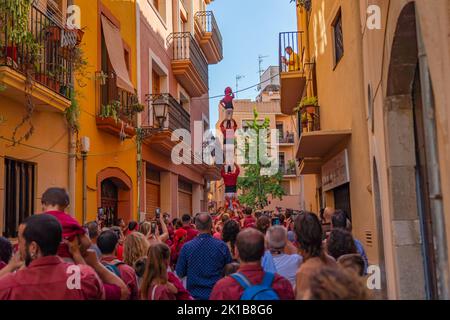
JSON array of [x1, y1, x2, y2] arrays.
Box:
[[0, 187, 371, 300]]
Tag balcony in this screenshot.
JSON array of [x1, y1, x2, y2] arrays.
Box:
[[142, 93, 191, 155], [96, 72, 138, 138], [168, 32, 208, 97], [194, 11, 223, 64], [279, 132, 295, 145], [279, 31, 306, 115], [279, 166, 297, 177], [299, 105, 320, 138], [0, 2, 77, 112]]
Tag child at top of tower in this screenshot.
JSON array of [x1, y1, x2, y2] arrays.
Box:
[[220, 87, 235, 129]]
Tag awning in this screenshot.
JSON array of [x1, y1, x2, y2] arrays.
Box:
[[101, 15, 135, 93], [296, 130, 351, 159], [299, 157, 322, 175]]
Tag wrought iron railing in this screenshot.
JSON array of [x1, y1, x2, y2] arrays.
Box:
[[144, 93, 191, 132], [168, 32, 208, 86], [195, 11, 223, 57], [279, 132, 295, 144], [98, 71, 138, 125], [280, 166, 297, 176], [0, 1, 75, 98], [279, 31, 304, 73]]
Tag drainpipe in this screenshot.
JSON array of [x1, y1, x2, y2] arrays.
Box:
[[68, 130, 77, 217], [81, 151, 87, 225], [416, 14, 450, 300]]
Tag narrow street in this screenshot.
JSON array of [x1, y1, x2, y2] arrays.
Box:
[[1, 0, 450, 305]]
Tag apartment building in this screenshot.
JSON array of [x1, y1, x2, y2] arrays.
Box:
[[138, 0, 222, 219]]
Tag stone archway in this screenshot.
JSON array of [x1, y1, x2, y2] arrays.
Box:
[[97, 167, 133, 223], [384, 2, 438, 299]]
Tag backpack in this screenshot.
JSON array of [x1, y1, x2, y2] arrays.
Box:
[[230, 272, 280, 300], [103, 260, 124, 278]]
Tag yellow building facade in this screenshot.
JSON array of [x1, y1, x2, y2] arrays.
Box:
[[287, 0, 450, 299]]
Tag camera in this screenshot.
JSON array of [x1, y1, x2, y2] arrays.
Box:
[[151, 221, 157, 234], [155, 207, 161, 219]]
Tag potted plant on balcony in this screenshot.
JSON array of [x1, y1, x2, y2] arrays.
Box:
[[301, 112, 311, 133], [287, 159, 297, 175], [298, 96, 318, 115], [100, 100, 121, 123]]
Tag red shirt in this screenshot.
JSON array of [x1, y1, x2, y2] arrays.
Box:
[[0, 256, 104, 300], [221, 166, 240, 187], [210, 264, 295, 300], [45, 210, 86, 259], [168, 272, 193, 300], [182, 225, 199, 242], [243, 216, 256, 229], [101, 256, 138, 300]]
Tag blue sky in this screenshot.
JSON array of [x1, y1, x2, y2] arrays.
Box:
[[207, 0, 297, 127]]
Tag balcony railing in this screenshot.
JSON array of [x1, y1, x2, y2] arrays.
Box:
[[144, 93, 191, 132], [279, 166, 297, 176], [168, 32, 208, 86], [97, 72, 138, 137], [0, 1, 74, 99], [279, 132, 295, 144], [279, 31, 304, 73], [195, 11, 223, 58], [299, 105, 320, 138]]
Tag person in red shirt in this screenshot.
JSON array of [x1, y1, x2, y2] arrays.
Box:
[[97, 230, 139, 300], [39, 188, 90, 261], [241, 207, 256, 229], [0, 237, 12, 271], [170, 228, 187, 267], [220, 86, 235, 129], [0, 214, 104, 300], [221, 164, 240, 211], [210, 228, 295, 300], [181, 214, 199, 242]]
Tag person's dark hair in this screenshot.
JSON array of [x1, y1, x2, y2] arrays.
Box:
[[128, 221, 138, 231], [223, 262, 240, 277], [319, 208, 325, 223], [243, 207, 252, 216], [134, 257, 147, 278], [22, 214, 62, 256], [0, 237, 13, 264], [222, 220, 240, 253], [175, 219, 183, 229], [97, 230, 119, 255], [279, 214, 286, 225], [172, 218, 179, 226], [85, 221, 99, 239], [236, 229, 265, 263], [181, 214, 192, 224], [294, 212, 323, 258], [115, 218, 124, 226], [195, 213, 212, 232], [331, 210, 348, 229], [110, 226, 122, 239], [327, 229, 357, 260], [256, 216, 270, 235], [255, 211, 262, 219], [41, 188, 70, 209]]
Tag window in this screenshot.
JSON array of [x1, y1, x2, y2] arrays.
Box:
[[332, 9, 344, 66], [152, 70, 161, 94], [278, 152, 286, 173], [124, 48, 130, 74], [281, 181, 291, 195], [276, 123, 284, 141], [3, 158, 36, 238]]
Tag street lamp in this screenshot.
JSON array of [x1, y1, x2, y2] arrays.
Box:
[[152, 97, 168, 129]]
